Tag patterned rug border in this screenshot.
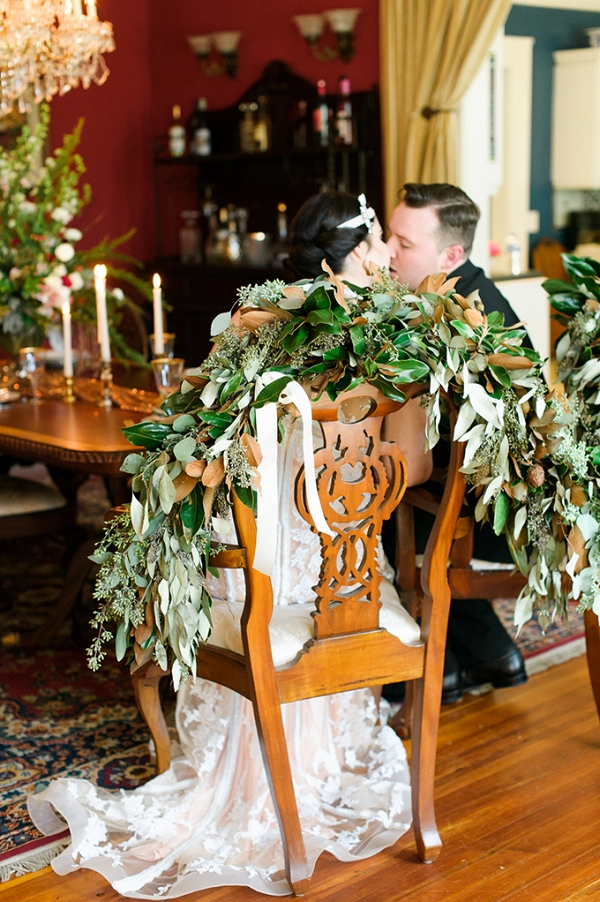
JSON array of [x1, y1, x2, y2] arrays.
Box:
[[0, 831, 70, 883]]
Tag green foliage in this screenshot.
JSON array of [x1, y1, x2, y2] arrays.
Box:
[[89, 262, 600, 683]]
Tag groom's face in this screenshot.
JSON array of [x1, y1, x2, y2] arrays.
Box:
[[386, 202, 457, 291]]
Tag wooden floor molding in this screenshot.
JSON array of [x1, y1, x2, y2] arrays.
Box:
[[2, 654, 600, 902]]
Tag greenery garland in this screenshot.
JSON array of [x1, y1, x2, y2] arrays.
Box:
[[88, 263, 600, 687]]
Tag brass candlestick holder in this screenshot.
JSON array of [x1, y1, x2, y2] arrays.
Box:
[[99, 361, 113, 408], [63, 375, 76, 404]]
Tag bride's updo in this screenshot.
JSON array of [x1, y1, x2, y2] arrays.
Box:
[[287, 192, 371, 279]]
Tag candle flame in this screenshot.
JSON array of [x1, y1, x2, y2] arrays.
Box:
[[62, 301, 71, 315], [152, 273, 161, 289], [94, 264, 107, 278]]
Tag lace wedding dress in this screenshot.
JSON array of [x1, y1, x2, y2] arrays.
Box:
[[28, 419, 415, 898]]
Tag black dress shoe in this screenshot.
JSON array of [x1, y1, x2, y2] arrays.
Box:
[[462, 647, 527, 691]]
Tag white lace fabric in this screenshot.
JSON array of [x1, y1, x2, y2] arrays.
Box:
[[28, 418, 415, 898]]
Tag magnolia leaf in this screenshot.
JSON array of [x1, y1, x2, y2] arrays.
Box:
[[200, 380, 219, 408], [280, 286, 306, 309], [202, 456, 225, 488], [210, 310, 231, 336], [254, 375, 291, 407], [463, 308, 485, 329], [416, 272, 447, 294], [241, 432, 263, 467], [185, 459, 206, 478], [173, 471, 198, 502], [122, 422, 171, 451], [487, 353, 533, 370], [180, 485, 205, 536], [321, 259, 351, 313], [240, 309, 278, 332]]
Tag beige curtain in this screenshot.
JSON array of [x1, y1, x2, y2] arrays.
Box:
[[379, 0, 512, 221]]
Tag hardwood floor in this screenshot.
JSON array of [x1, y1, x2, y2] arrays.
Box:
[[2, 654, 600, 902]]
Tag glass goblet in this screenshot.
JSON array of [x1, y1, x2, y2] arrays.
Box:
[[151, 357, 185, 400], [18, 347, 45, 404]]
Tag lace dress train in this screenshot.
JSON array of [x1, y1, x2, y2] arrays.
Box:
[[28, 420, 413, 898]]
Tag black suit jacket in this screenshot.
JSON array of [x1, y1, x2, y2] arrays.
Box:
[[452, 259, 520, 328]]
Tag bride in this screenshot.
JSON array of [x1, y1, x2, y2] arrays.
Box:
[[28, 192, 432, 898]]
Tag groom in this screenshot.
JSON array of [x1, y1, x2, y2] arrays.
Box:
[[385, 182, 527, 702]]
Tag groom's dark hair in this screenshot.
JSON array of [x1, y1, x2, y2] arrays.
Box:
[[401, 183, 480, 256]]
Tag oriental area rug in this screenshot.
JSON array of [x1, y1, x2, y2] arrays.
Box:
[[0, 473, 587, 884]]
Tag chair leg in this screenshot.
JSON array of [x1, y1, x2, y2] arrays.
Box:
[[251, 689, 310, 895], [132, 662, 171, 775], [584, 609, 600, 722], [410, 665, 443, 863], [389, 679, 415, 740], [30, 536, 98, 646]]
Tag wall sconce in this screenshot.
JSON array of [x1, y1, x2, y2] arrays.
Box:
[[187, 31, 242, 78], [292, 9, 361, 63]]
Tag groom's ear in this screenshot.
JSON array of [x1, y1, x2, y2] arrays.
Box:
[[440, 243, 465, 271]]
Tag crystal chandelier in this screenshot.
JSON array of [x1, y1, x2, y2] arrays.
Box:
[[0, 0, 115, 116]]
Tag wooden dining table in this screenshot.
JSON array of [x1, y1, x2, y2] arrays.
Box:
[[0, 397, 143, 504]]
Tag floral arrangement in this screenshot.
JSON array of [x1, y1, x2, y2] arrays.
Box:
[[0, 104, 151, 363], [87, 262, 600, 685]]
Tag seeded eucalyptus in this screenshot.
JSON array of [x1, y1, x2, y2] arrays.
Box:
[[88, 262, 600, 684]]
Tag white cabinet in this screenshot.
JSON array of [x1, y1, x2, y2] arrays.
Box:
[[552, 47, 600, 190]]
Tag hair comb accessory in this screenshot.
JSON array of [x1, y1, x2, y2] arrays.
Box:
[[336, 194, 375, 234]]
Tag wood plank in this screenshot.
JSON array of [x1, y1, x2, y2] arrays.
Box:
[[2, 654, 598, 902]]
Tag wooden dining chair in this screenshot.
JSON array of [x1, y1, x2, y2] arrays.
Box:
[[391, 472, 526, 736], [131, 388, 466, 894], [393, 466, 600, 738], [0, 466, 94, 646]]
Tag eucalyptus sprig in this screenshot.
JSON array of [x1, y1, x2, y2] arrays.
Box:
[[89, 264, 600, 684]]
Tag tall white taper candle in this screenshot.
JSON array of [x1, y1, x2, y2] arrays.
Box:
[[94, 264, 111, 363], [152, 273, 165, 356], [62, 300, 73, 378]]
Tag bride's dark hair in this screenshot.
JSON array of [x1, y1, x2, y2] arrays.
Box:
[[287, 191, 370, 279]]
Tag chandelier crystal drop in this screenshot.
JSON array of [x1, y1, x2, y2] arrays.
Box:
[[0, 0, 115, 116]]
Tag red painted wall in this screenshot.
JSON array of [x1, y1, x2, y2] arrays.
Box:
[[50, 0, 154, 261], [50, 0, 379, 263]]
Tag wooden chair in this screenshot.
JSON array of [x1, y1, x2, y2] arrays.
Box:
[[394, 467, 600, 737], [131, 389, 466, 894], [532, 237, 568, 354], [392, 471, 526, 736], [0, 466, 94, 646]]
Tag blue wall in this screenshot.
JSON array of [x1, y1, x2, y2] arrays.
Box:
[[505, 4, 600, 253]]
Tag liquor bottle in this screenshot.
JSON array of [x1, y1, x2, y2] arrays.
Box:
[[335, 76, 353, 146], [179, 211, 202, 264], [239, 102, 258, 153], [188, 97, 211, 156], [293, 100, 308, 149], [168, 104, 186, 157], [313, 80, 330, 148], [254, 95, 271, 152], [272, 202, 288, 268]]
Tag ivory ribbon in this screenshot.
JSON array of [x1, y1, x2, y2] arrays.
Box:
[[254, 376, 333, 576]]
